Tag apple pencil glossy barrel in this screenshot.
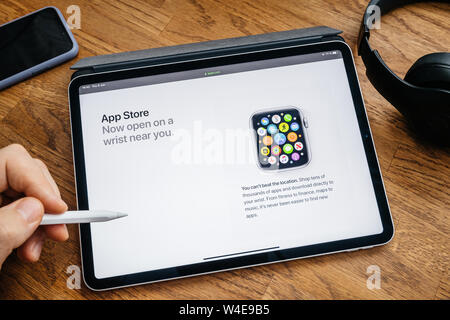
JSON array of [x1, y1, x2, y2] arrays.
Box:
[[40, 210, 128, 225]]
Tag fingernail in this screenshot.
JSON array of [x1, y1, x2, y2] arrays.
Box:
[[31, 237, 44, 261], [45, 192, 68, 212], [61, 200, 68, 211], [51, 195, 68, 211], [63, 224, 69, 240], [16, 198, 43, 224]]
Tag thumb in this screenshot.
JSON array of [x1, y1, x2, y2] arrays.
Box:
[[0, 197, 44, 268]]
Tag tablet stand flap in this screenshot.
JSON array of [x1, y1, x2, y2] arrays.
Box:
[[70, 26, 343, 77]]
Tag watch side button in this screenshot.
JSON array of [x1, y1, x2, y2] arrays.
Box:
[[303, 117, 309, 128]]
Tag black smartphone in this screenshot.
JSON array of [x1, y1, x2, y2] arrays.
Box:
[[251, 106, 311, 171], [0, 6, 78, 90]]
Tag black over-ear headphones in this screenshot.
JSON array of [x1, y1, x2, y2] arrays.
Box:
[[358, 0, 450, 146]]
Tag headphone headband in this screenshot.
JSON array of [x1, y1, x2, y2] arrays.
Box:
[[358, 0, 444, 67], [361, 0, 431, 36], [358, 0, 450, 144]]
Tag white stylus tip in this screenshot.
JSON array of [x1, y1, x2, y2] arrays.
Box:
[[116, 212, 128, 218]]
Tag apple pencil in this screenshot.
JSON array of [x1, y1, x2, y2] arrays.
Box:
[[40, 210, 128, 225]]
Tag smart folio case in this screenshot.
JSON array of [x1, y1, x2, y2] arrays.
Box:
[[70, 26, 343, 78]]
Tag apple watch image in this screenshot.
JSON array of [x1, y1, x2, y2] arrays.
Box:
[[250, 106, 311, 171]]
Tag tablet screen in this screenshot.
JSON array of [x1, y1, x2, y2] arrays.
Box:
[[76, 47, 385, 280]]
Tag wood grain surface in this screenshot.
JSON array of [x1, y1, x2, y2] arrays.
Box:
[[0, 0, 448, 300]]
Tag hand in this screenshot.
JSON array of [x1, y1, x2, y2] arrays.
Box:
[[0, 144, 68, 270]]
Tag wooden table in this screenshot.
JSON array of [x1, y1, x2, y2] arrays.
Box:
[[0, 0, 448, 300]]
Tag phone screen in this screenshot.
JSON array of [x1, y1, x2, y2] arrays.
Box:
[[0, 7, 74, 81]]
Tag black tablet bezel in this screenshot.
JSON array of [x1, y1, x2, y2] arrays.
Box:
[[69, 40, 394, 290]]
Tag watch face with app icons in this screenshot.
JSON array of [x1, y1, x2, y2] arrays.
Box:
[[251, 107, 310, 170]]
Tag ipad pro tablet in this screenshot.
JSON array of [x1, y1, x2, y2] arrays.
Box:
[[69, 40, 394, 290]]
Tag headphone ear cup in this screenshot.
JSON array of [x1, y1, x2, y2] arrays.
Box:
[[404, 52, 450, 91]]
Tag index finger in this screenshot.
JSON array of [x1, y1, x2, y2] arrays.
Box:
[[0, 144, 67, 213]]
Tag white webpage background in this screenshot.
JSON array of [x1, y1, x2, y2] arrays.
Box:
[[79, 58, 383, 279]]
